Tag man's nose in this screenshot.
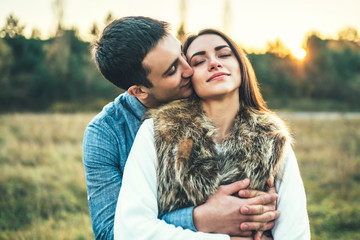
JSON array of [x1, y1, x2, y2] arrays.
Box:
[[181, 58, 194, 79]]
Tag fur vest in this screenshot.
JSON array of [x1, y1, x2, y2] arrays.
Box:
[[148, 97, 291, 215]]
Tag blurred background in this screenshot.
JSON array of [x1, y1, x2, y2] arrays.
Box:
[[0, 0, 359, 239]]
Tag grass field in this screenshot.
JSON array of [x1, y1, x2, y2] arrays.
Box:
[[0, 113, 359, 239]]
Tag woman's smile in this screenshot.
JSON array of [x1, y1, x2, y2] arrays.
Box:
[[207, 72, 230, 82]]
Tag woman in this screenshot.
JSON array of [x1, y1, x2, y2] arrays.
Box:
[[114, 29, 310, 240]]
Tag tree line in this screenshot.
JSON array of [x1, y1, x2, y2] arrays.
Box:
[[251, 29, 360, 111], [0, 14, 359, 112]]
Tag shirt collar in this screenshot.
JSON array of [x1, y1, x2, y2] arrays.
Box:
[[124, 91, 147, 120]]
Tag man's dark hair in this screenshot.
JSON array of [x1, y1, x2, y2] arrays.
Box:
[[92, 16, 170, 90]]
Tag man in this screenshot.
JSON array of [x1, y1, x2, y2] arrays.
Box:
[[83, 16, 279, 239]]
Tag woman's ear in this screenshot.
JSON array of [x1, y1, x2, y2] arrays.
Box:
[[128, 85, 149, 100]]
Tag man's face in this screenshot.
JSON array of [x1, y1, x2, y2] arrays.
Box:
[[142, 34, 194, 107]]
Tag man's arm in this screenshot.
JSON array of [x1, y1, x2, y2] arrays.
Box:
[[160, 207, 196, 231], [83, 122, 122, 239]]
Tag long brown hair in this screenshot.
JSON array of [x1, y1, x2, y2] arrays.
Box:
[[183, 29, 269, 112]]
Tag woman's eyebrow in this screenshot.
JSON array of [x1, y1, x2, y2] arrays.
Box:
[[215, 45, 230, 51], [189, 51, 205, 62]]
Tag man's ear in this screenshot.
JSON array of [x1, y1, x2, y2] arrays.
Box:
[[128, 85, 149, 100]]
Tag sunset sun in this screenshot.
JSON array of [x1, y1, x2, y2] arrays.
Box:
[[293, 48, 307, 60]]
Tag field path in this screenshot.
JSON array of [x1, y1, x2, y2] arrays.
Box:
[[278, 112, 360, 120]]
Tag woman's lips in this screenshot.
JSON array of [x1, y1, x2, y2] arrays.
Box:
[[207, 72, 230, 82]]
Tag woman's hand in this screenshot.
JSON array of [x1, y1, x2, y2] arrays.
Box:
[[230, 237, 252, 240], [238, 178, 278, 235], [230, 233, 273, 240]]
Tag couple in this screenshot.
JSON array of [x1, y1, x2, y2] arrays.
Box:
[[83, 16, 310, 239]]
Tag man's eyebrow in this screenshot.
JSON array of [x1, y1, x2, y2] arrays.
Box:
[[189, 45, 230, 62], [162, 58, 179, 77]]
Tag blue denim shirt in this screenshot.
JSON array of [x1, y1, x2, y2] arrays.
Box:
[[83, 92, 195, 239]]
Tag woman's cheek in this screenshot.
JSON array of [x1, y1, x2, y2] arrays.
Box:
[[191, 75, 202, 88]]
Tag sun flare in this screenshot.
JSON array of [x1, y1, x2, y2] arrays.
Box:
[[293, 48, 307, 60]]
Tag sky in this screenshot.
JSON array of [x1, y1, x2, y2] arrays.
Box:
[[1, 0, 359, 53]]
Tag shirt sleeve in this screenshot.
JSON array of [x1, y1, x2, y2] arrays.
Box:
[[114, 119, 230, 240], [83, 121, 121, 240], [160, 206, 196, 231], [272, 144, 311, 239]]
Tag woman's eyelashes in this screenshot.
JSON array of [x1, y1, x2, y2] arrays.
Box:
[[191, 52, 232, 67], [218, 49, 232, 58], [219, 53, 231, 58], [193, 59, 205, 67]]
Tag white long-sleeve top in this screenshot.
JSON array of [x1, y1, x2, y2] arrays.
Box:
[[114, 119, 310, 240]]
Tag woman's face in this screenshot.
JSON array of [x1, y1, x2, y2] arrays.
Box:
[[186, 34, 241, 100]]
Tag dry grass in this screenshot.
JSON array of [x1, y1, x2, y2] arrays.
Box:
[[0, 113, 95, 240], [285, 117, 360, 239], [0, 113, 359, 239]]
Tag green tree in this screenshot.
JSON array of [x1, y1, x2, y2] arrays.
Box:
[[0, 14, 25, 38], [338, 26, 360, 43], [52, 0, 65, 35], [89, 22, 100, 40], [177, 0, 187, 43], [104, 12, 115, 26], [30, 29, 118, 110], [30, 28, 42, 39], [0, 39, 14, 110], [266, 39, 291, 58], [303, 33, 360, 108], [250, 53, 300, 108]]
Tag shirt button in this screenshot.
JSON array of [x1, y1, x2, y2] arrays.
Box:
[[88, 195, 91, 200]]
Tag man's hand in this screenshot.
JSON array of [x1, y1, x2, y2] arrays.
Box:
[[193, 178, 279, 237]]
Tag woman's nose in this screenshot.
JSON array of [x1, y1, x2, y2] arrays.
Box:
[[209, 58, 222, 70]]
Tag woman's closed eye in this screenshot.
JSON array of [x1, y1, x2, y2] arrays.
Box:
[[218, 50, 232, 58], [219, 53, 231, 58], [193, 59, 205, 67]]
